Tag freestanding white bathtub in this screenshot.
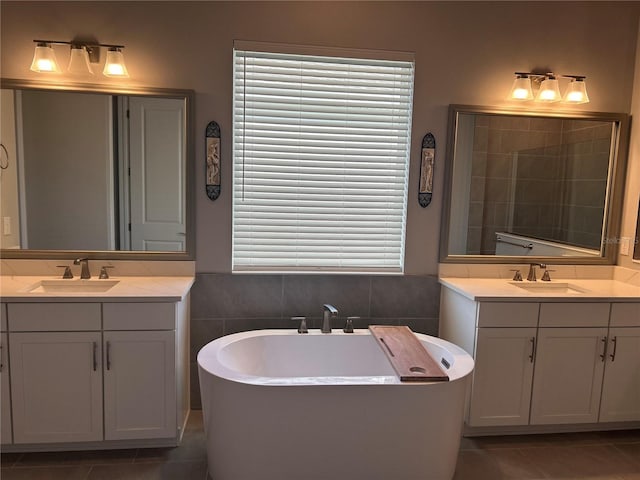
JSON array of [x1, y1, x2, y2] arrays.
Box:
[[198, 329, 474, 480]]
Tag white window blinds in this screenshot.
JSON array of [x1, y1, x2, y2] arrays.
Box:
[[232, 47, 414, 272]]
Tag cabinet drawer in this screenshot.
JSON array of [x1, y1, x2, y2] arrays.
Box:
[[610, 303, 640, 327], [0, 303, 6, 332], [103, 303, 175, 330], [539, 303, 610, 328], [8, 303, 101, 331], [477, 302, 539, 327]]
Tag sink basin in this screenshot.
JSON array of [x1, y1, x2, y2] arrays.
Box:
[[509, 282, 589, 295], [25, 279, 120, 293]]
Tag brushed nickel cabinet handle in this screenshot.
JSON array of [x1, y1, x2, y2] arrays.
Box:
[[92, 342, 97, 371], [529, 337, 536, 363], [0, 343, 3, 372], [609, 336, 617, 362], [106, 341, 111, 370], [600, 336, 608, 362]]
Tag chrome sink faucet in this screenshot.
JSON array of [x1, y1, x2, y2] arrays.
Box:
[[321, 304, 338, 333], [526, 263, 546, 282], [74, 257, 91, 279]]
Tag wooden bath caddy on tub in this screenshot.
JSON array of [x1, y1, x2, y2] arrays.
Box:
[[369, 325, 449, 382]]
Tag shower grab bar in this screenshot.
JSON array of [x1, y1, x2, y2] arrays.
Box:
[[496, 236, 534, 250]]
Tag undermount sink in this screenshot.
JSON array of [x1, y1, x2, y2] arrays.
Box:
[[509, 281, 589, 295], [24, 279, 120, 293]]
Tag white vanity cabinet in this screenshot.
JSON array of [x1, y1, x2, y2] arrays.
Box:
[[599, 303, 640, 422], [102, 303, 177, 441], [2, 296, 190, 451], [467, 302, 538, 427], [1, 303, 12, 444], [8, 303, 103, 444], [529, 303, 610, 425], [440, 285, 640, 434]]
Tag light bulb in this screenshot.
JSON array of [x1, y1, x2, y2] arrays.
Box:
[[103, 48, 129, 78], [30, 43, 61, 73]]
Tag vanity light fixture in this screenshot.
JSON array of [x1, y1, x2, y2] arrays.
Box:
[[536, 74, 561, 103], [29, 40, 128, 78], [103, 47, 129, 77], [562, 75, 589, 104], [509, 72, 590, 104], [30, 42, 61, 73], [510, 73, 534, 100], [67, 45, 94, 75]]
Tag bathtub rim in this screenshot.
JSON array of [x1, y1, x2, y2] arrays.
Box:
[[197, 328, 474, 386]]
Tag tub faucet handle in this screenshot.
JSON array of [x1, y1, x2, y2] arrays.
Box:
[[344, 316, 358, 333], [293, 316, 308, 334]]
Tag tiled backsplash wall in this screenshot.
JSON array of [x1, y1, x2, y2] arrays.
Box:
[[189, 273, 441, 407]]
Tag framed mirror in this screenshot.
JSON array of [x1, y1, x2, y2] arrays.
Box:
[[0, 78, 195, 260], [440, 104, 629, 264], [634, 199, 640, 261]]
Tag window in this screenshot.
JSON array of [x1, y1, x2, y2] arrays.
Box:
[[232, 43, 414, 272]]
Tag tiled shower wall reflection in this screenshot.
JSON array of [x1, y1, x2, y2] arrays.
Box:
[[189, 273, 441, 407]]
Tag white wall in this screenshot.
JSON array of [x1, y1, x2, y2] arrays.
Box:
[[20, 90, 114, 250], [1, 1, 638, 273]]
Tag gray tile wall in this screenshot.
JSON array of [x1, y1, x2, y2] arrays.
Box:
[[189, 273, 441, 407]]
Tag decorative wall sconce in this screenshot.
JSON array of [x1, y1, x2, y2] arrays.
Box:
[[30, 40, 129, 78], [509, 72, 589, 104]]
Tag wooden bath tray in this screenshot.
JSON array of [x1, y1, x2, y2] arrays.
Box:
[[369, 326, 449, 382]]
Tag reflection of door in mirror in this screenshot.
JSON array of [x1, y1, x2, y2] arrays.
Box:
[[450, 113, 612, 257], [123, 97, 186, 252], [3, 90, 185, 252]]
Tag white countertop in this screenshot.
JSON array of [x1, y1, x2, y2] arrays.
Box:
[[439, 277, 640, 302], [0, 275, 195, 302]]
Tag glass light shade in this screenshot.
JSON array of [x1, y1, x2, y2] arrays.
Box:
[[67, 46, 94, 75], [103, 48, 129, 77], [563, 79, 589, 104], [536, 77, 561, 102], [30, 44, 61, 73], [510, 76, 534, 100]]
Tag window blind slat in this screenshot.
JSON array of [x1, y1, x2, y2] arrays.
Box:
[[233, 48, 413, 272]]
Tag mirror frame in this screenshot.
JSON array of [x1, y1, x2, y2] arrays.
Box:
[[440, 104, 630, 265], [0, 78, 195, 261]]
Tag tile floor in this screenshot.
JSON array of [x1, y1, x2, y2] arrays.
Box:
[[1, 411, 639, 479]]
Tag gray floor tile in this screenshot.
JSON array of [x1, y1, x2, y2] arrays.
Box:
[[17, 449, 137, 466], [519, 444, 640, 479], [86, 460, 207, 480], [0, 465, 91, 480]]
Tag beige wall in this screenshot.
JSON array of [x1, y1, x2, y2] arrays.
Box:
[[619, 19, 640, 270], [1, 1, 638, 273]]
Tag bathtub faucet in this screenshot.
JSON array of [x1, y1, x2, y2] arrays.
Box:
[[321, 304, 338, 333]]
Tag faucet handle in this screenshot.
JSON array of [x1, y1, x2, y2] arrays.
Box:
[[56, 265, 74, 279], [344, 316, 359, 333], [510, 269, 523, 281], [541, 269, 555, 282], [99, 266, 114, 279], [292, 316, 308, 334]]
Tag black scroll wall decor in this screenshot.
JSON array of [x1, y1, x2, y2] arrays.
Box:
[[205, 121, 221, 201], [418, 132, 435, 207]]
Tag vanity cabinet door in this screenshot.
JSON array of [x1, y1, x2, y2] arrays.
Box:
[[530, 327, 607, 425], [469, 327, 537, 427], [1, 332, 12, 444], [599, 327, 640, 422], [10, 332, 103, 443], [103, 330, 176, 440]]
